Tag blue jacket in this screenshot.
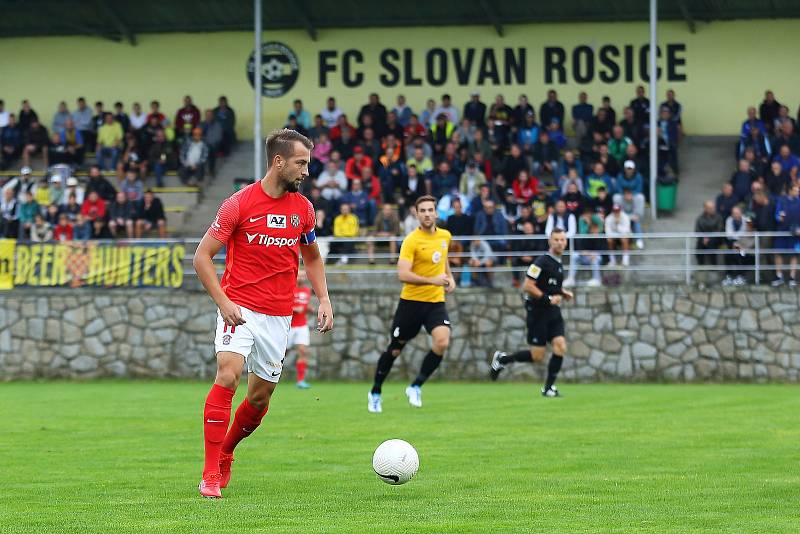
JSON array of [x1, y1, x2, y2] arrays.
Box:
[[775, 195, 800, 231], [616, 171, 644, 195], [474, 209, 508, 237], [517, 125, 539, 147]]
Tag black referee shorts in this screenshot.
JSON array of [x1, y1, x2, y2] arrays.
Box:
[[390, 299, 451, 341], [525, 303, 565, 347]]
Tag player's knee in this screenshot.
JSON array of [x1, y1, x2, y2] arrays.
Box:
[[531, 348, 546, 362], [215, 369, 239, 389], [387, 339, 405, 357], [552, 338, 567, 355], [433, 336, 450, 353]]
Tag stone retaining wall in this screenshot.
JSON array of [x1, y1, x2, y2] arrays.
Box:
[[1, 286, 798, 381]]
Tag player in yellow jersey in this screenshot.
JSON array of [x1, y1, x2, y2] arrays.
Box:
[[368, 195, 455, 412]]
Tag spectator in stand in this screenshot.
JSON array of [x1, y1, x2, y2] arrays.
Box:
[[333, 126, 356, 160], [61, 192, 81, 222], [340, 179, 375, 227], [213, 96, 236, 155], [571, 91, 593, 144], [765, 160, 790, 197], [17, 190, 38, 238], [121, 170, 144, 202], [179, 127, 208, 186], [738, 124, 772, 164], [2, 166, 34, 201], [18, 100, 39, 135], [771, 120, 800, 155], [760, 90, 782, 135], [775, 105, 796, 133], [29, 213, 52, 242], [741, 106, 766, 141], [772, 183, 800, 286], [608, 125, 632, 165], [48, 176, 65, 205], [618, 188, 646, 249], [546, 118, 567, 149], [564, 220, 604, 287], [446, 197, 473, 236], [434, 94, 459, 124], [695, 200, 724, 270], [592, 107, 614, 139], [316, 160, 347, 202], [113, 102, 130, 133], [108, 191, 135, 237], [591, 186, 614, 218], [358, 93, 388, 133], [72, 97, 93, 147], [129, 102, 147, 131], [730, 159, 755, 203], [312, 132, 332, 166], [52, 101, 70, 132], [427, 160, 457, 199], [43, 202, 60, 226], [619, 106, 643, 147], [72, 213, 91, 240], [392, 95, 412, 127], [320, 97, 343, 128], [545, 199, 577, 237], [0, 99, 8, 129], [615, 160, 644, 198], [532, 131, 559, 179], [332, 203, 359, 264], [200, 109, 223, 175], [558, 149, 584, 181], [722, 206, 749, 286], [715, 183, 737, 220], [378, 145, 405, 203], [367, 203, 401, 263], [429, 113, 454, 156], [115, 133, 142, 181], [512, 169, 538, 205], [420, 98, 437, 127], [174, 95, 200, 139], [539, 90, 564, 128], [657, 106, 680, 175], [58, 118, 84, 165], [359, 166, 382, 204], [774, 144, 799, 181], [600, 95, 617, 125], [661, 89, 682, 131], [285, 115, 309, 138], [455, 117, 476, 146], [459, 161, 487, 202], [344, 146, 373, 181], [403, 115, 428, 147], [85, 165, 116, 202], [0, 187, 19, 238], [511, 94, 534, 131], [1, 114, 23, 170], [402, 205, 418, 236], [145, 129, 174, 187], [605, 204, 631, 266], [406, 145, 433, 175], [400, 165, 426, 208], [61, 179, 84, 208], [585, 162, 614, 199], [463, 91, 487, 128], [474, 199, 509, 254], [468, 239, 495, 287], [630, 85, 650, 126], [561, 179, 585, 216], [33, 177, 50, 208], [145, 100, 165, 127], [134, 189, 166, 238], [288, 99, 311, 130], [499, 143, 526, 183], [308, 114, 330, 142], [21, 119, 49, 168], [360, 127, 381, 161], [517, 111, 540, 156], [96, 113, 124, 171], [53, 213, 73, 241], [488, 94, 513, 152], [329, 113, 355, 142], [81, 190, 107, 237]]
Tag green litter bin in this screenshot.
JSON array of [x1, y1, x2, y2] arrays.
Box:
[[656, 176, 677, 212]]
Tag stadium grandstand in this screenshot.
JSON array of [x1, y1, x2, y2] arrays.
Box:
[[2, 2, 800, 531]]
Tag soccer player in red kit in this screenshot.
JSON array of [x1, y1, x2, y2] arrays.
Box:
[[288, 271, 313, 389], [193, 129, 334, 498]]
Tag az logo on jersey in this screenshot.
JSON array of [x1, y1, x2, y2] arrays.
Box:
[[267, 214, 286, 228]]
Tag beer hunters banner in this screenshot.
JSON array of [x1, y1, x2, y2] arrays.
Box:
[[0, 239, 185, 290]]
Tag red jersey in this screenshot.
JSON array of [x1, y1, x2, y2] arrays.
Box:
[[291, 286, 312, 327], [206, 181, 316, 316]]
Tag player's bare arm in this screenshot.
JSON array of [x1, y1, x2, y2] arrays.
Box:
[[300, 242, 334, 333], [444, 262, 456, 293], [193, 232, 245, 326], [397, 259, 448, 286]]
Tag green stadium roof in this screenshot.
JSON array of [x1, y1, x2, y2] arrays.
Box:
[[1, 0, 798, 45]]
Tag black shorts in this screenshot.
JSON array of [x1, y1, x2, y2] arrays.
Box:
[[390, 299, 450, 341], [525, 304, 565, 346]]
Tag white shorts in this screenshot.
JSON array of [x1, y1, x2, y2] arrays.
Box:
[[288, 325, 310, 348], [214, 306, 292, 383]]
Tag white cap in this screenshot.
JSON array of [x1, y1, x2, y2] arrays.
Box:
[[20, 166, 32, 175], [66, 177, 79, 187], [51, 175, 62, 182], [624, 160, 636, 170], [470, 90, 480, 97]]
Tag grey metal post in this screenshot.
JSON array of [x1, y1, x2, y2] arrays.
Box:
[[254, 0, 263, 179], [754, 234, 760, 285], [685, 235, 691, 285], [649, 0, 658, 220]]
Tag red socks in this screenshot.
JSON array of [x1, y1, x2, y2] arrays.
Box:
[[202, 383, 235, 478], [221, 397, 269, 456], [296, 360, 307, 382]]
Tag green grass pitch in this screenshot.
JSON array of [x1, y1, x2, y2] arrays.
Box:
[[0, 382, 798, 533]]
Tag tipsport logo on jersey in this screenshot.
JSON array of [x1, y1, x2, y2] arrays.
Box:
[[246, 41, 300, 98]]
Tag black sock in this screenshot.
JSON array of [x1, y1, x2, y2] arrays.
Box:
[[544, 354, 564, 390], [371, 351, 397, 394], [499, 350, 533, 365], [411, 351, 442, 387]]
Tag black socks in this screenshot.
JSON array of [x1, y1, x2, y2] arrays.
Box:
[[371, 351, 397, 394], [544, 354, 564, 390], [499, 350, 533, 365], [411, 351, 442, 387]]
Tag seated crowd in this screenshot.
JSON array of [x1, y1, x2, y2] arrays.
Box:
[[289, 87, 680, 286], [0, 94, 237, 187], [697, 89, 800, 286]]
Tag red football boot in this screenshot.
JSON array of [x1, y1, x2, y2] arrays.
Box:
[[219, 453, 234, 488], [198, 473, 222, 498]]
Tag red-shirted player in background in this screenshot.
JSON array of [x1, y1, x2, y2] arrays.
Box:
[[289, 270, 313, 389], [193, 129, 334, 498]]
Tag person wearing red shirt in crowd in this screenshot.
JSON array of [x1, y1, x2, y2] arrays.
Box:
[[193, 128, 333, 499], [146, 100, 166, 127], [512, 170, 539, 204], [288, 271, 313, 389], [53, 213, 74, 241], [175, 95, 201, 139], [328, 114, 355, 141], [360, 166, 382, 203], [344, 146, 373, 181], [80, 190, 107, 237], [403, 114, 428, 145]]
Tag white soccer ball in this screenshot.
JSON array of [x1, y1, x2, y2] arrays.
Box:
[[372, 439, 419, 485]]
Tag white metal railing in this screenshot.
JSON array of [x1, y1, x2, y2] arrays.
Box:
[[172, 231, 795, 285]]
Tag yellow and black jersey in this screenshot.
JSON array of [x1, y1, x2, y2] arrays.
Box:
[[398, 227, 452, 303]]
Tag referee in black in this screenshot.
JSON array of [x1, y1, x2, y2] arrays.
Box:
[[490, 227, 573, 397]]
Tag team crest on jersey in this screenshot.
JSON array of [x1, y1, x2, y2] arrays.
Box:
[[291, 214, 300, 228], [222, 334, 232, 345], [432, 251, 442, 264], [267, 214, 286, 228]]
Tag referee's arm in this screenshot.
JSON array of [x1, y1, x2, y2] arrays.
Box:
[[523, 276, 562, 306]]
